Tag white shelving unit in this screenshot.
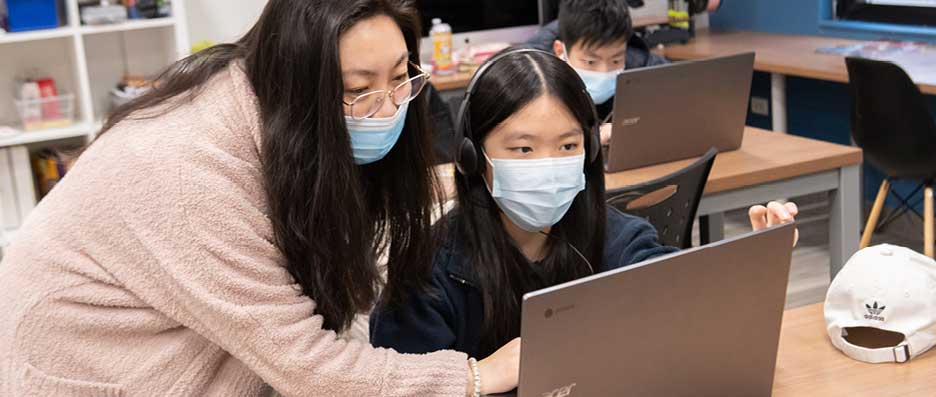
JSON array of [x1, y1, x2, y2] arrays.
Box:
[[0, 0, 189, 146], [0, 0, 190, 246], [79, 17, 179, 35], [0, 122, 94, 147], [0, 26, 75, 45]]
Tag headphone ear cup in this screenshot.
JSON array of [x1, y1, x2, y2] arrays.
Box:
[[588, 125, 601, 164], [455, 138, 479, 175], [454, 49, 567, 174]]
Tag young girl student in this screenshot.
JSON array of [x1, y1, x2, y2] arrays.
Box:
[[369, 48, 799, 362]]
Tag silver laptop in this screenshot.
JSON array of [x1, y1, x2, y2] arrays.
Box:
[[606, 52, 755, 172], [511, 222, 795, 397]]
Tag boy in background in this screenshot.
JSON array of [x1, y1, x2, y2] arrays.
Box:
[[526, 0, 668, 144]]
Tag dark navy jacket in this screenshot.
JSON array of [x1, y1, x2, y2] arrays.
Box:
[[369, 207, 677, 358]]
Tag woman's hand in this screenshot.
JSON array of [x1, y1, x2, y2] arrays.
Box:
[[469, 338, 521, 396], [749, 201, 799, 246]]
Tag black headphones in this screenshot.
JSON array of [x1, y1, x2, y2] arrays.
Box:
[[453, 48, 602, 176]]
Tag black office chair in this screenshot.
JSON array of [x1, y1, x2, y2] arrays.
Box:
[[845, 57, 936, 258], [606, 148, 717, 249]]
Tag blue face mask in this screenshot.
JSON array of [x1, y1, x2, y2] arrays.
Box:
[[345, 102, 409, 165], [572, 67, 624, 105], [561, 44, 624, 104], [483, 151, 587, 232]]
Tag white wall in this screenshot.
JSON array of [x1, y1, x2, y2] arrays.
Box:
[[630, 0, 669, 19], [182, 1, 701, 47], [184, 0, 267, 44]]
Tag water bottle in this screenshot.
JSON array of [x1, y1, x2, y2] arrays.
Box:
[[430, 18, 454, 76]]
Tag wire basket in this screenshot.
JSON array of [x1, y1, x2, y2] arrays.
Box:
[[14, 93, 75, 131]]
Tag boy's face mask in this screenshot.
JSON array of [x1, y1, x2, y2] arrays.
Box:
[[560, 43, 625, 104]]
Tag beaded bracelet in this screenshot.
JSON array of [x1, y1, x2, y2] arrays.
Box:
[[468, 357, 482, 397]]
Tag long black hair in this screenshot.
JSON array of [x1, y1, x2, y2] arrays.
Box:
[[448, 49, 607, 357], [89, 0, 440, 333]]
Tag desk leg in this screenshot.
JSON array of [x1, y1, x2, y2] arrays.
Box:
[[771, 73, 788, 133], [699, 213, 725, 245], [829, 165, 861, 279]]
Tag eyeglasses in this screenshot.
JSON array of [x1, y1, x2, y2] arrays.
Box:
[[342, 62, 431, 120]]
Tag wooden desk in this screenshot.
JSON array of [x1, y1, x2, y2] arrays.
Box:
[[663, 30, 936, 132], [607, 127, 863, 276], [774, 303, 936, 396], [494, 303, 933, 396], [431, 71, 474, 92], [606, 127, 861, 193]]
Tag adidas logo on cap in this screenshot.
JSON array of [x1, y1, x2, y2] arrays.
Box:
[[864, 301, 885, 321], [825, 244, 936, 364]]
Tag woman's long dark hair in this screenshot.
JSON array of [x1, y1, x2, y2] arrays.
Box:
[[449, 49, 607, 357], [89, 0, 440, 332]]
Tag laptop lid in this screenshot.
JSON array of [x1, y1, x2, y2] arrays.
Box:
[[605, 52, 755, 172], [515, 222, 795, 397]]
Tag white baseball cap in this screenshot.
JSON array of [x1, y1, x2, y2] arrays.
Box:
[[825, 244, 936, 364]]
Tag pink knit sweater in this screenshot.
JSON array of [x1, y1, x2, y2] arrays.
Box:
[[0, 64, 468, 396]]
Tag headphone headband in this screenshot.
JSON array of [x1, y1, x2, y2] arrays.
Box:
[[463, 48, 554, 100], [453, 47, 602, 176]]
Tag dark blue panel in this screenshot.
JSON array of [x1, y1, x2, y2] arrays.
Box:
[[709, 0, 822, 35], [785, 76, 852, 145], [710, 0, 936, 42], [745, 71, 772, 130]]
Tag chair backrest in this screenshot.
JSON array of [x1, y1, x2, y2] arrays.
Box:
[[606, 148, 717, 249], [845, 57, 936, 181]]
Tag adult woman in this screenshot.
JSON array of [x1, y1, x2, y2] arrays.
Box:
[[0, 0, 516, 395]]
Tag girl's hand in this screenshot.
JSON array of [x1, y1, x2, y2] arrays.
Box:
[[749, 201, 799, 246]]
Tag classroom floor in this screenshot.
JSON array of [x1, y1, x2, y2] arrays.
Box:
[[714, 194, 929, 309]]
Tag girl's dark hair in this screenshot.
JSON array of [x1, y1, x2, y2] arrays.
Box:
[[449, 48, 607, 357], [90, 0, 440, 332]]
